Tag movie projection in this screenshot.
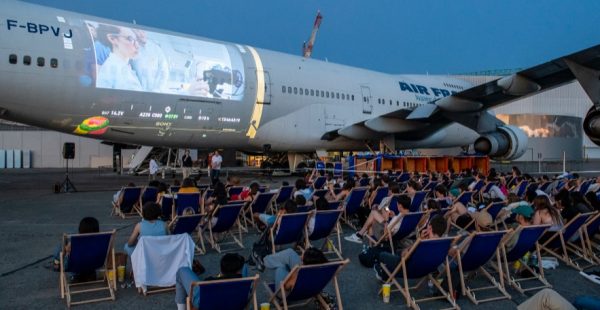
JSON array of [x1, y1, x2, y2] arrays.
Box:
[[85, 21, 245, 100]]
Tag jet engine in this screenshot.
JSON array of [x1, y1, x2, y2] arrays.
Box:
[[473, 125, 528, 160], [584, 106, 600, 147]]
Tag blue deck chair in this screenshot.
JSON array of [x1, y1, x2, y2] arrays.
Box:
[[370, 186, 389, 208], [369, 211, 424, 255], [455, 190, 475, 206], [170, 214, 205, 254], [580, 212, 600, 266], [454, 231, 510, 304], [187, 275, 259, 310], [160, 195, 174, 220], [201, 188, 214, 212], [270, 212, 310, 253], [312, 176, 327, 190], [500, 225, 551, 294], [296, 205, 312, 213], [409, 191, 427, 212], [341, 187, 369, 229], [579, 179, 593, 194], [359, 177, 371, 187], [112, 186, 143, 218], [379, 237, 458, 309], [540, 212, 595, 270], [480, 201, 506, 229], [170, 186, 180, 193], [397, 172, 411, 183], [203, 202, 245, 253], [259, 186, 269, 193], [538, 181, 551, 192], [515, 180, 529, 198], [274, 185, 294, 207], [306, 210, 344, 260], [264, 260, 349, 310], [227, 186, 244, 198], [174, 193, 201, 218], [311, 189, 328, 200], [472, 180, 485, 192], [327, 200, 342, 210], [244, 192, 276, 229], [141, 186, 159, 205], [60, 230, 116, 307], [422, 181, 438, 192]]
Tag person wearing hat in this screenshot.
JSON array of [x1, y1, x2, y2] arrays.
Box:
[[504, 204, 535, 252]]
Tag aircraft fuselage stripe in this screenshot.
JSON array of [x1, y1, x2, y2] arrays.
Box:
[[246, 46, 265, 139]]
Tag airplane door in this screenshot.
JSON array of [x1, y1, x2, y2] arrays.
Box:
[[361, 86, 372, 114], [257, 70, 271, 104]]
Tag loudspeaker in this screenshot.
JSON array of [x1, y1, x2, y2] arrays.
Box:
[[63, 142, 75, 159]]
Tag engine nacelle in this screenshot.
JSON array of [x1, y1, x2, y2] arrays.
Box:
[[584, 106, 600, 147], [474, 125, 528, 160]]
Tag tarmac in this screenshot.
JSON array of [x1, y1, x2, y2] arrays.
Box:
[[0, 169, 598, 309]]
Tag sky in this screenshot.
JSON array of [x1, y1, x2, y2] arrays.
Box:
[[22, 0, 600, 74]]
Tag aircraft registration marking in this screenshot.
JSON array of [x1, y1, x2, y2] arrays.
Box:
[[6, 19, 73, 38]]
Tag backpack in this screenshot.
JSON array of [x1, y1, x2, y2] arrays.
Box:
[[358, 245, 389, 268], [250, 231, 271, 265]]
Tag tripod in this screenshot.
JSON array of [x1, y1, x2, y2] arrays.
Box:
[[61, 158, 77, 193]]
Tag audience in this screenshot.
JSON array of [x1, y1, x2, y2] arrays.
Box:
[[263, 247, 328, 290]]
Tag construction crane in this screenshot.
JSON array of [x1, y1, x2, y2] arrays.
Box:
[[302, 10, 323, 58]]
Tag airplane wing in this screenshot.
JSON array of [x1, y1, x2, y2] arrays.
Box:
[[325, 43, 600, 141]]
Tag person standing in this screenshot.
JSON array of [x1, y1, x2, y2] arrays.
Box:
[[181, 149, 193, 180], [210, 150, 222, 185], [149, 157, 159, 180]]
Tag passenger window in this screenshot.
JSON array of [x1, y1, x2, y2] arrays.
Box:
[[342, 94, 345, 100], [9, 54, 17, 64], [326, 92, 329, 98], [293, 87, 297, 94], [23, 55, 31, 66], [336, 93, 340, 99], [37, 57, 45, 67], [316, 90, 319, 97], [299, 88, 303, 95], [320, 90, 324, 97], [305, 88, 309, 96], [389, 100, 392, 105], [50, 58, 58, 68], [282, 86, 286, 93], [351, 95, 354, 101], [288, 86, 292, 93], [310, 89, 314, 96]]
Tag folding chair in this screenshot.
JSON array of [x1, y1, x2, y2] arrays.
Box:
[[327, 201, 342, 210], [141, 186, 159, 205], [368, 211, 424, 255], [538, 181, 551, 192], [379, 237, 458, 310], [311, 189, 329, 200], [515, 180, 529, 198], [243, 192, 276, 229], [306, 210, 344, 260], [227, 186, 244, 198], [274, 185, 295, 207], [174, 193, 201, 219], [500, 225, 551, 294], [454, 231, 510, 304], [160, 195, 174, 220], [422, 181, 437, 192], [112, 187, 142, 218], [187, 275, 259, 310], [312, 176, 327, 190], [203, 202, 245, 253], [455, 190, 475, 206], [170, 214, 205, 254], [409, 191, 427, 212], [131, 234, 195, 295], [270, 212, 311, 253], [264, 260, 349, 310], [59, 230, 116, 307], [540, 212, 595, 270], [341, 187, 368, 229], [296, 205, 312, 213], [359, 177, 371, 187], [170, 186, 180, 193], [568, 211, 600, 268], [370, 186, 389, 208], [397, 172, 411, 183]]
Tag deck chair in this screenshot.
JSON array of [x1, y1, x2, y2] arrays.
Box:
[[327, 201, 342, 210], [458, 201, 505, 231], [170, 186, 180, 193], [312, 176, 327, 190], [311, 189, 329, 200], [409, 191, 427, 212], [379, 237, 458, 310], [170, 214, 205, 254], [59, 230, 116, 307], [306, 210, 344, 260], [368, 212, 424, 255], [296, 205, 312, 213], [454, 231, 510, 304], [187, 275, 259, 310], [580, 212, 600, 265], [275, 185, 295, 207], [201, 188, 214, 212], [397, 172, 411, 183], [515, 180, 529, 198], [370, 186, 389, 208], [203, 202, 245, 253], [227, 186, 244, 198], [270, 212, 310, 253], [422, 181, 437, 192], [538, 181, 551, 192], [244, 192, 276, 229], [455, 190, 475, 206], [141, 186, 159, 205], [341, 186, 369, 229], [131, 234, 195, 295], [160, 195, 174, 220], [359, 177, 371, 187], [264, 260, 349, 310], [174, 193, 201, 218], [112, 186, 143, 218], [540, 212, 595, 270], [500, 225, 551, 294]]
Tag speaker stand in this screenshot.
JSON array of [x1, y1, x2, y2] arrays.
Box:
[[60, 158, 77, 193]]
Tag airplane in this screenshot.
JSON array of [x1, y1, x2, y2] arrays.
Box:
[[1, 0, 600, 170]]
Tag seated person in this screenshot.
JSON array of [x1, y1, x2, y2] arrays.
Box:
[[52, 217, 100, 273], [344, 194, 411, 244], [263, 247, 328, 290], [375, 215, 447, 281], [240, 182, 260, 202], [124, 202, 168, 256], [433, 184, 452, 207], [204, 181, 228, 214], [178, 178, 199, 193], [256, 199, 298, 228], [307, 197, 331, 235], [175, 253, 246, 310], [112, 182, 136, 204], [293, 178, 313, 201], [444, 188, 468, 227]]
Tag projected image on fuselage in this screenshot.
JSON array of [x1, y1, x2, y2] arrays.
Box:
[[85, 21, 245, 100]]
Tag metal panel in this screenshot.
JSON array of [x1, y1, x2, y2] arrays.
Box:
[[0, 150, 5, 169], [13, 149, 22, 168], [22, 150, 31, 168], [6, 149, 14, 168]]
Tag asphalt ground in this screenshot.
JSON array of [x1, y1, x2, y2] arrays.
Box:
[[0, 169, 598, 309]]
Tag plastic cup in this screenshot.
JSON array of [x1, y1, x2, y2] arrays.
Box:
[[260, 302, 270, 310], [117, 266, 126, 283], [382, 283, 391, 303]]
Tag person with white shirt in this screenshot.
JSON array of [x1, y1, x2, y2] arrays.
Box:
[[149, 157, 159, 180], [210, 150, 223, 185]]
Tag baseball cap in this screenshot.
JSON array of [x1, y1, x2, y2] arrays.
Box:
[[512, 204, 534, 218], [449, 188, 460, 197]]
